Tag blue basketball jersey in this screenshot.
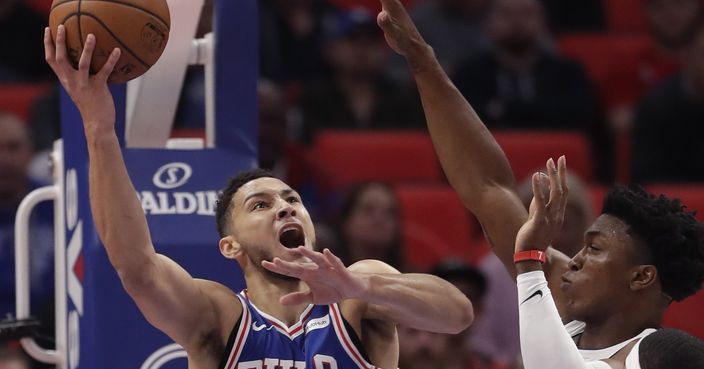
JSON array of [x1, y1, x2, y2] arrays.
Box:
[[218, 290, 380, 369]]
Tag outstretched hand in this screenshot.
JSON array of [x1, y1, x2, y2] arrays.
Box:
[[515, 156, 569, 253], [44, 25, 121, 136], [377, 0, 431, 65], [262, 247, 368, 306]]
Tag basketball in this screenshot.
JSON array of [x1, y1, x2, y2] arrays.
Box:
[[49, 0, 171, 84]]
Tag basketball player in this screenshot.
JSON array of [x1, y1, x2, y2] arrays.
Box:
[[511, 164, 704, 369], [43, 24, 473, 369], [376, 0, 704, 367]]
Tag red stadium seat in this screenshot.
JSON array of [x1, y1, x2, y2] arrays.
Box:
[[0, 83, 51, 121], [604, 0, 648, 34], [645, 184, 704, 221], [557, 34, 651, 100], [664, 291, 704, 340], [395, 184, 478, 269], [311, 130, 441, 189], [493, 130, 593, 182]]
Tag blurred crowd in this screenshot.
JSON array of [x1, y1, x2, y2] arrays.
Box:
[[2, 0, 704, 368]]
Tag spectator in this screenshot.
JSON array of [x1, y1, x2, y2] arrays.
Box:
[[631, 23, 704, 183], [399, 260, 499, 369], [259, 0, 329, 85], [298, 8, 424, 143], [453, 0, 599, 131], [605, 0, 702, 132], [258, 80, 288, 177], [470, 171, 594, 367], [0, 113, 54, 321], [409, 0, 490, 77], [330, 182, 404, 269]]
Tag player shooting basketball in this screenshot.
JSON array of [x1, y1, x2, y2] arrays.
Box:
[[43, 21, 473, 369], [376, 0, 704, 367]]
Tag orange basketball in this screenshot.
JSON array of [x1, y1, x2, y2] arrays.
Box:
[[49, 0, 170, 84]]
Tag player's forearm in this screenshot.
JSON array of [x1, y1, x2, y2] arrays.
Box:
[[408, 48, 516, 208], [359, 273, 473, 334], [86, 128, 156, 276]]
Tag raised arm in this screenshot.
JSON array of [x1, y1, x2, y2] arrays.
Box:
[[263, 247, 473, 334], [513, 159, 622, 369], [376, 0, 570, 282], [44, 26, 234, 349]]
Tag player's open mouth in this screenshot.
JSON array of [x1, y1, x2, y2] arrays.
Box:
[[279, 225, 305, 249]]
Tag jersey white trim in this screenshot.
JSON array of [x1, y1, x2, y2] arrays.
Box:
[[224, 295, 252, 369], [576, 327, 655, 361], [625, 337, 644, 369], [241, 290, 314, 340], [329, 303, 377, 369]]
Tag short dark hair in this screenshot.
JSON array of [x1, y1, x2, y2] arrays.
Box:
[[215, 168, 276, 237], [640, 329, 704, 369], [602, 185, 704, 301]]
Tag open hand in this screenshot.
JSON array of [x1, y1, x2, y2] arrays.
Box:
[[262, 247, 367, 305], [44, 25, 121, 136], [515, 156, 569, 253]]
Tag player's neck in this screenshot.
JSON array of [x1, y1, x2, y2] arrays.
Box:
[[579, 312, 659, 350], [244, 271, 310, 326]]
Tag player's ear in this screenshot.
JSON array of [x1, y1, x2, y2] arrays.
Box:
[[629, 264, 658, 292], [219, 236, 242, 260]]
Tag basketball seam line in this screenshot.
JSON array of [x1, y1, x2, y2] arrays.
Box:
[[51, 0, 170, 29], [58, 12, 152, 69]]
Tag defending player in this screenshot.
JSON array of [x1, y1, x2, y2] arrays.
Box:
[[377, 0, 704, 366], [43, 24, 473, 369]]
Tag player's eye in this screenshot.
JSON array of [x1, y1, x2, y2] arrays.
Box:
[[253, 201, 268, 210], [287, 196, 299, 204]]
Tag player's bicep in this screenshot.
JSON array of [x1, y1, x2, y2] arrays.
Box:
[[121, 253, 223, 348]]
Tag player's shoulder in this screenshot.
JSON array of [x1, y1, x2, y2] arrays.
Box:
[[347, 259, 400, 274], [194, 279, 243, 319]]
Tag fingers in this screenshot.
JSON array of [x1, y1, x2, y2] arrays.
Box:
[[557, 155, 569, 209], [280, 290, 312, 306], [54, 24, 67, 66], [545, 158, 560, 206], [531, 172, 547, 208], [44, 27, 56, 68], [96, 48, 121, 82], [262, 258, 317, 278], [322, 248, 345, 269], [78, 34, 96, 76], [295, 246, 328, 266]]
